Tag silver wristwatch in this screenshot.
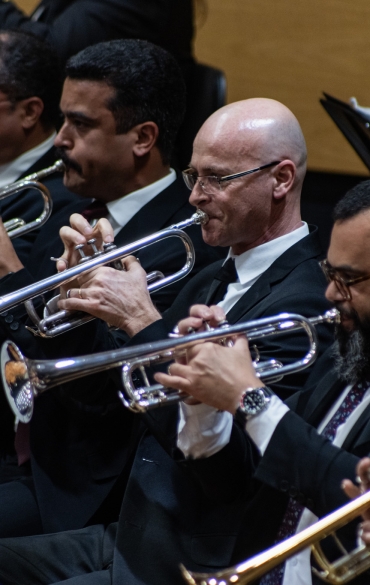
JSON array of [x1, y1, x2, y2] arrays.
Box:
[[237, 386, 273, 421]]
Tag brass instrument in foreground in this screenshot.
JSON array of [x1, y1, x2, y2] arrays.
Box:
[[0, 160, 64, 238], [1, 309, 339, 423], [0, 209, 207, 337], [181, 490, 370, 585]]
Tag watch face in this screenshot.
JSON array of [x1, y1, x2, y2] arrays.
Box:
[[242, 388, 266, 415]]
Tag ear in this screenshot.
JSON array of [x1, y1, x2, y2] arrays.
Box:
[[272, 160, 296, 200], [132, 122, 159, 157], [19, 97, 44, 130]]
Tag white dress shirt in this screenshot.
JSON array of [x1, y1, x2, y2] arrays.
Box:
[[106, 168, 176, 236], [177, 222, 309, 459], [0, 133, 56, 188], [218, 223, 309, 314]]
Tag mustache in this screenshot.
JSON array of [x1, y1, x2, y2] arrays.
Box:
[[334, 302, 358, 322], [56, 149, 83, 175]]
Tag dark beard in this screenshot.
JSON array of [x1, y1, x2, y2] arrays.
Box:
[[332, 310, 370, 383]]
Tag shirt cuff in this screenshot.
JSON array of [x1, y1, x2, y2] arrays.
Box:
[[177, 402, 233, 459], [244, 395, 290, 455]]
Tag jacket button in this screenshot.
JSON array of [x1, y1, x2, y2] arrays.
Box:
[[10, 322, 19, 331], [5, 315, 13, 323], [289, 487, 298, 498], [280, 480, 289, 492]]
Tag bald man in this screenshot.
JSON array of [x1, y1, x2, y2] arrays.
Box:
[[58, 97, 332, 398], [0, 100, 335, 585]]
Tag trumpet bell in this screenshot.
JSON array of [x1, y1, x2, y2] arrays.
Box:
[[1, 341, 34, 423]]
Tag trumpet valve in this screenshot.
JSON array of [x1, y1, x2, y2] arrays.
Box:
[[86, 238, 104, 258], [75, 243, 91, 263]]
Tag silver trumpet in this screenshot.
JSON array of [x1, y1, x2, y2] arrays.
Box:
[[0, 209, 207, 337], [0, 160, 64, 238], [0, 309, 339, 423], [181, 489, 370, 585]]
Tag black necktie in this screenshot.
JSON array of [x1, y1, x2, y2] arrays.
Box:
[[206, 258, 238, 305], [81, 200, 108, 222]]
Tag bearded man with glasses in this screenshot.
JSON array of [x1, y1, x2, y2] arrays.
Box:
[[152, 180, 370, 585], [59, 97, 333, 398]]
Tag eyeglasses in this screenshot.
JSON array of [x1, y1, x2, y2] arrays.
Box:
[[319, 259, 370, 301], [182, 161, 281, 195]]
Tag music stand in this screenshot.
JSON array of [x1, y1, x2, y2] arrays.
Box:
[[320, 92, 370, 172]]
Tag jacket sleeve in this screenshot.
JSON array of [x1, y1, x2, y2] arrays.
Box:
[[255, 410, 359, 518]]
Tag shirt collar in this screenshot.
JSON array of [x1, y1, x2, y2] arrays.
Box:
[[228, 222, 310, 285], [106, 168, 176, 230], [0, 132, 57, 188]]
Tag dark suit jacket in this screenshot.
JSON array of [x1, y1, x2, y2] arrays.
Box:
[[95, 229, 336, 585], [129, 227, 334, 399], [0, 173, 225, 533], [0, 0, 194, 76], [0, 146, 81, 266]]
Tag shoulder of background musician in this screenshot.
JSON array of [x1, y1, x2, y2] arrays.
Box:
[[0, 148, 81, 267]]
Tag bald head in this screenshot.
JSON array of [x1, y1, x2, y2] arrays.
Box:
[[189, 98, 306, 253], [195, 98, 307, 189]]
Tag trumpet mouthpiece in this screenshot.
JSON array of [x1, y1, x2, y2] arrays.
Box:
[[194, 209, 209, 225]]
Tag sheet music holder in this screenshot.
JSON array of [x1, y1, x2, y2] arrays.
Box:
[[320, 92, 370, 172]]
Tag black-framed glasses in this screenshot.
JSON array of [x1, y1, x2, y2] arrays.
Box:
[[319, 259, 370, 301], [182, 160, 281, 195]]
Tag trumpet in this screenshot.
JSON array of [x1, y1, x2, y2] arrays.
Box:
[[1, 309, 339, 423], [181, 490, 370, 585], [0, 160, 64, 238], [0, 209, 207, 337]]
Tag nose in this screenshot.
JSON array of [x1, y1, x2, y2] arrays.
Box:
[[54, 121, 72, 150], [189, 181, 211, 208], [325, 280, 346, 304]]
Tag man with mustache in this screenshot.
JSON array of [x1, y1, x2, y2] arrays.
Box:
[[153, 179, 370, 585], [0, 38, 222, 536]]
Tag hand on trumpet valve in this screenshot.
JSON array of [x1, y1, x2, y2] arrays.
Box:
[[342, 457, 370, 546], [176, 304, 229, 336], [154, 335, 260, 413], [58, 213, 117, 272], [57, 255, 161, 336]]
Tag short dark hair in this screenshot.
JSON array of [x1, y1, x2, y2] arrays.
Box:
[[333, 180, 370, 222], [65, 39, 186, 165], [0, 30, 62, 129]]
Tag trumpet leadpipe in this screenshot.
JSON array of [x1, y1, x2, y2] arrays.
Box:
[[1, 309, 339, 422], [0, 209, 207, 316]]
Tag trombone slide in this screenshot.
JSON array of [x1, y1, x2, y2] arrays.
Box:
[[181, 490, 370, 585]]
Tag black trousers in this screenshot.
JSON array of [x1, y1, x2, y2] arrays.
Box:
[[0, 476, 42, 537], [0, 523, 116, 584]]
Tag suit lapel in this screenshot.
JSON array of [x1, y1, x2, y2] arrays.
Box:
[[342, 407, 370, 451], [303, 373, 343, 426], [114, 174, 189, 247], [302, 372, 370, 452], [225, 227, 322, 323]]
